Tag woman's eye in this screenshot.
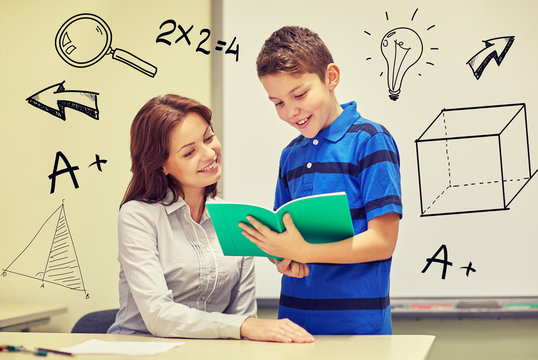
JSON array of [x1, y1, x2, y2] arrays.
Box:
[[183, 149, 194, 157], [274, 101, 283, 107]]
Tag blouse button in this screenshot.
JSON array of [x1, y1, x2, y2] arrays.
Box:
[[306, 162, 312, 169], [313, 139, 319, 145]]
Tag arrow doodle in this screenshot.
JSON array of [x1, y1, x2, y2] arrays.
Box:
[[466, 36, 515, 80], [26, 81, 99, 120]]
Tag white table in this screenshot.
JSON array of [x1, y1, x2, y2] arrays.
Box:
[[0, 332, 435, 359]]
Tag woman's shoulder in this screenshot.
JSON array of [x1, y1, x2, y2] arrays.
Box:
[[119, 199, 167, 218], [121, 199, 162, 210], [118, 200, 174, 234]]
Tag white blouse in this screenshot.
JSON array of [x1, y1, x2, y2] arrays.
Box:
[[108, 195, 257, 338]]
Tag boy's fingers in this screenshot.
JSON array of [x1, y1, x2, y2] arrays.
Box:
[[241, 229, 265, 248], [279, 260, 310, 278], [238, 222, 253, 234], [246, 216, 271, 234], [291, 262, 303, 278], [294, 262, 310, 278], [239, 222, 264, 240], [287, 262, 297, 276], [277, 258, 292, 269], [276, 259, 292, 274], [282, 213, 296, 230]]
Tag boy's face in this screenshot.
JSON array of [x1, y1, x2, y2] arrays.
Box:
[[260, 66, 340, 138]]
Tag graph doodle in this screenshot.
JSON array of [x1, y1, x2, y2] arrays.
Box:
[[1, 201, 90, 298]]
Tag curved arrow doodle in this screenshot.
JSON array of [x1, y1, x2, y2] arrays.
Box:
[[466, 36, 515, 80], [26, 81, 99, 120]]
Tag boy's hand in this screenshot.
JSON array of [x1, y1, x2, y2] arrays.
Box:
[[239, 213, 309, 261], [276, 258, 309, 278]]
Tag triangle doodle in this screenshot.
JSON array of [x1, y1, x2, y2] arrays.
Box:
[[2, 201, 90, 299]]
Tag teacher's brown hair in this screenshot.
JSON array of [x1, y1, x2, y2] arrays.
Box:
[[121, 94, 217, 206]]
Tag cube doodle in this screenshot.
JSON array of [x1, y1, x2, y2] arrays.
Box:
[[416, 103, 536, 216]]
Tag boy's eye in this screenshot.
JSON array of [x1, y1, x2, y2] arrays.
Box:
[[274, 101, 283, 107], [205, 134, 215, 143], [295, 91, 306, 99]]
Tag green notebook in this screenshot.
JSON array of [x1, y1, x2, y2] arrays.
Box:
[[206, 192, 355, 259]]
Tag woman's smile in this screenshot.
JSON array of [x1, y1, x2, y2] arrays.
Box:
[[199, 159, 219, 173]]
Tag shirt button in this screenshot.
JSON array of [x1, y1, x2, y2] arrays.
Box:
[[313, 139, 319, 145], [306, 162, 312, 169]]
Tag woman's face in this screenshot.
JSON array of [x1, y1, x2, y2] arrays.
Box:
[[162, 112, 222, 196]]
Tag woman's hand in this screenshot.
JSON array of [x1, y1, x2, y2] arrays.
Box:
[[240, 317, 314, 343]]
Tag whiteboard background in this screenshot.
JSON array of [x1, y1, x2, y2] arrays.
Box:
[[0, 0, 213, 332], [216, 0, 538, 298]]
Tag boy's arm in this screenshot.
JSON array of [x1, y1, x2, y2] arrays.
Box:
[[239, 211, 399, 264]]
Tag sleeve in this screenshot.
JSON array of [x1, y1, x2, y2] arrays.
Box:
[[118, 202, 248, 339], [357, 132, 403, 221], [223, 256, 257, 317]]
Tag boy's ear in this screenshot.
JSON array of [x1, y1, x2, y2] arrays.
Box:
[[326, 63, 340, 90]]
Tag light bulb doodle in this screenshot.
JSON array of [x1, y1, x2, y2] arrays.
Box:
[[380, 27, 423, 101]]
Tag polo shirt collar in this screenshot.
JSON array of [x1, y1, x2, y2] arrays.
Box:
[[318, 101, 358, 143]]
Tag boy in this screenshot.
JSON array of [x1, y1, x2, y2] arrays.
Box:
[[239, 26, 402, 335]]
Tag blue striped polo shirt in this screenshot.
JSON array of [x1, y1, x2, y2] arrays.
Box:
[[275, 101, 402, 335]]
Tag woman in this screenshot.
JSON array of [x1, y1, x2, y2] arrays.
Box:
[[107, 94, 313, 343]]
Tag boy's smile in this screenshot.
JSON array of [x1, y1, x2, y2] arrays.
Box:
[[260, 66, 342, 138], [296, 114, 311, 127]]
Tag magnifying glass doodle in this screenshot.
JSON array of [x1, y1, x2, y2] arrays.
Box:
[[55, 13, 157, 77]]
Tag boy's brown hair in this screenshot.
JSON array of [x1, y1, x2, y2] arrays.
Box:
[[256, 26, 334, 81]]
